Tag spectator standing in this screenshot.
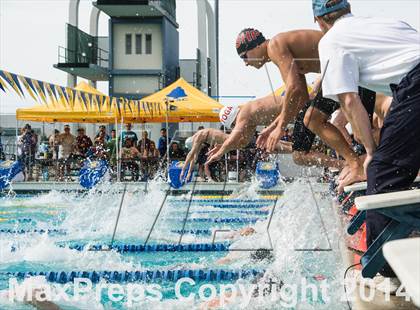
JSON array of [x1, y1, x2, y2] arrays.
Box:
[[94, 130, 107, 159], [57, 125, 75, 180], [121, 123, 138, 146], [137, 131, 151, 154], [95, 125, 110, 142], [75, 128, 93, 158], [106, 129, 117, 167], [158, 128, 168, 158], [19, 124, 37, 180], [49, 129, 60, 159]]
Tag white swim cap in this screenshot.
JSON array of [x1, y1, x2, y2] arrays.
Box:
[[185, 136, 193, 150], [219, 106, 240, 129]]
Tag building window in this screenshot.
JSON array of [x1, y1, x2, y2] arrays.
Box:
[[125, 34, 132, 55], [145, 34, 152, 54], [135, 34, 142, 54]]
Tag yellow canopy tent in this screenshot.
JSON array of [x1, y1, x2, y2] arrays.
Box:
[[120, 78, 224, 123], [16, 82, 115, 123], [16, 78, 223, 124]]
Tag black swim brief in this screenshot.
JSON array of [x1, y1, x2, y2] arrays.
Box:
[[292, 88, 376, 153]]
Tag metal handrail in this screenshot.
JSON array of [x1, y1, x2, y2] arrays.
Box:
[[58, 46, 109, 67]]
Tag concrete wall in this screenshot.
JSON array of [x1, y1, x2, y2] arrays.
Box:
[[113, 75, 160, 94], [162, 17, 179, 85], [113, 23, 162, 70]]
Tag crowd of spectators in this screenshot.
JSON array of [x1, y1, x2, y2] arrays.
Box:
[[2, 122, 327, 183], [7, 123, 175, 181]]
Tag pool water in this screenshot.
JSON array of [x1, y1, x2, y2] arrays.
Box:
[[0, 180, 350, 309]]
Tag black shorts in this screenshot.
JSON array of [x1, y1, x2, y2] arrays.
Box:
[[373, 62, 420, 168], [292, 88, 376, 152]]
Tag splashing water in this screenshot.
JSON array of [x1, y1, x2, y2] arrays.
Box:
[[0, 177, 349, 309]]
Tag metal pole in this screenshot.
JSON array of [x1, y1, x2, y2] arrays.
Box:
[[115, 116, 120, 182], [165, 99, 170, 181], [119, 115, 123, 182], [15, 119, 18, 158]]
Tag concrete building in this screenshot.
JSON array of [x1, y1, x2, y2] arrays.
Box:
[[1, 1, 219, 146]]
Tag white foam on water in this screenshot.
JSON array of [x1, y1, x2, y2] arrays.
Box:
[[0, 177, 349, 309]]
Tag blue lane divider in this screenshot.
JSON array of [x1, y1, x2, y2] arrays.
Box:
[[187, 218, 261, 224], [0, 229, 66, 235], [168, 199, 276, 204], [5, 218, 33, 223], [11, 269, 265, 284], [191, 210, 269, 216], [171, 229, 212, 236], [65, 243, 231, 252], [171, 203, 270, 209]]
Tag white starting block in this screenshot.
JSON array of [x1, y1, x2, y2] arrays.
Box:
[[383, 238, 420, 308], [355, 189, 420, 211], [344, 176, 420, 193]]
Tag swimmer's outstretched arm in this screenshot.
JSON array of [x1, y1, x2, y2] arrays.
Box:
[[206, 115, 255, 165], [181, 129, 228, 179]]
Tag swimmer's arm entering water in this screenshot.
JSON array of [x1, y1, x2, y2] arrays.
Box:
[[181, 129, 228, 179], [206, 110, 256, 164]]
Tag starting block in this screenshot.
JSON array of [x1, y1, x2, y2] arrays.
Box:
[[354, 189, 420, 278], [383, 238, 420, 308]]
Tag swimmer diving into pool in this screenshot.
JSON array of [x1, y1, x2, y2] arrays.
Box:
[[205, 28, 378, 191]]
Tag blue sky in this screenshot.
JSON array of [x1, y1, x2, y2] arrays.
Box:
[[0, 0, 419, 114]]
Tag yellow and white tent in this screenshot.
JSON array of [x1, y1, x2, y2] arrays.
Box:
[[16, 78, 223, 124], [120, 78, 224, 123], [16, 82, 115, 123]]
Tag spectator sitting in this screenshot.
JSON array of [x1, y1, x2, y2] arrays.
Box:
[[143, 141, 160, 179], [137, 131, 151, 154], [168, 142, 185, 161], [75, 128, 93, 159], [158, 128, 168, 158], [95, 125, 110, 142], [57, 125, 75, 180], [49, 129, 60, 160], [121, 123, 138, 146], [120, 138, 141, 181]]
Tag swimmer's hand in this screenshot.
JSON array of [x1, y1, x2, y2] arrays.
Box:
[[256, 120, 278, 149], [265, 125, 284, 153], [205, 144, 223, 165]]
